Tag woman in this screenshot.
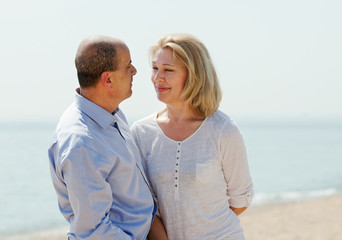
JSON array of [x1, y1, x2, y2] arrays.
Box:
[[131, 33, 254, 240]]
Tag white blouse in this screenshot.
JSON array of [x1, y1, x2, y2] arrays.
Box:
[[131, 110, 254, 240]]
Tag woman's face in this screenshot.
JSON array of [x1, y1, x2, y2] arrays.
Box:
[[151, 48, 188, 105]]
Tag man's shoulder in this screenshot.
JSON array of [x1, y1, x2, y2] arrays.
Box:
[[52, 103, 93, 147], [54, 123, 91, 152]]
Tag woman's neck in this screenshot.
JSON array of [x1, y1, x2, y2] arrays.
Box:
[[159, 103, 204, 123], [156, 103, 205, 141]]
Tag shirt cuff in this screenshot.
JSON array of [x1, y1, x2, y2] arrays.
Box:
[[229, 191, 253, 208]]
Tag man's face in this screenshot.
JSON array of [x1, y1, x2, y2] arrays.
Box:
[[109, 45, 137, 101]]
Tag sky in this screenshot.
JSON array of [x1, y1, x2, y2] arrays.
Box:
[[0, 0, 341, 123]]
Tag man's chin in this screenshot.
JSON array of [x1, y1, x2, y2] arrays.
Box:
[[124, 90, 133, 100]]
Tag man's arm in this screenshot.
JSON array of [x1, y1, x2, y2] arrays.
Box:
[[60, 146, 135, 240]]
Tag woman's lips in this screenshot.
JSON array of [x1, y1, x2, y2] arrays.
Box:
[[156, 86, 170, 92]]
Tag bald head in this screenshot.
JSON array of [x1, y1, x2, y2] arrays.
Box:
[[75, 35, 127, 88]]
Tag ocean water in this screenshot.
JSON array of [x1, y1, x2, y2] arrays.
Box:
[[0, 118, 341, 236], [240, 119, 342, 205]]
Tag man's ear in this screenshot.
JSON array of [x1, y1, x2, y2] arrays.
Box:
[[100, 71, 112, 89]]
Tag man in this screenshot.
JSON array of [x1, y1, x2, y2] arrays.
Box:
[[48, 36, 156, 240]]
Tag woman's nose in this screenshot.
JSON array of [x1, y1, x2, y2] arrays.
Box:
[[152, 70, 164, 82]]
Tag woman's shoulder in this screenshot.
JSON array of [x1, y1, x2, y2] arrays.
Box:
[[207, 110, 240, 134], [131, 112, 158, 132]]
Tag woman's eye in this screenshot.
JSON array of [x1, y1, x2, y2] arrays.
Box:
[[165, 69, 174, 72]]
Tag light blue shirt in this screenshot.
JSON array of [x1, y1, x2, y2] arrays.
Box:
[[48, 91, 156, 240]]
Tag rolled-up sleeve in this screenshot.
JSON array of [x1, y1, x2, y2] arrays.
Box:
[[59, 146, 135, 240], [220, 124, 254, 208]]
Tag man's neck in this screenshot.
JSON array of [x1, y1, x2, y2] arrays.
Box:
[[79, 87, 119, 114]]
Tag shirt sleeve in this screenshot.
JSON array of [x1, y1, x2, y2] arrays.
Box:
[[220, 123, 254, 208], [131, 124, 160, 216], [60, 146, 135, 240]]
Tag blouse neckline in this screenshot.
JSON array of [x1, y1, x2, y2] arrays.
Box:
[[152, 112, 209, 144]]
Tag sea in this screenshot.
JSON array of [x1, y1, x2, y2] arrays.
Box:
[[0, 117, 341, 237]]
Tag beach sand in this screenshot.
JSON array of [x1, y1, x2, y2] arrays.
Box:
[[240, 194, 342, 240], [3, 194, 342, 240]]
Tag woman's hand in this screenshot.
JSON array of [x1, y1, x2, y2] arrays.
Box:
[[148, 216, 168, 240]]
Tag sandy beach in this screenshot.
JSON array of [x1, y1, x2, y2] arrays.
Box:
[[240, 194, 342, 240], [3, 194, 342, 240]]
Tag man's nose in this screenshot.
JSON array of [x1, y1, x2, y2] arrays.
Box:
[[131, 65, 137, 76]]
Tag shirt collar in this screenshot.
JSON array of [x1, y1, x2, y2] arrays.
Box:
[[75, 89, 119, 129]]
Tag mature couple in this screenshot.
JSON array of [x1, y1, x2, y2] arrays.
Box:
[[48, 34, 254, 240]]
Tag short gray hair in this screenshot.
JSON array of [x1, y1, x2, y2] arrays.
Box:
[[75, 38, 118, 88]]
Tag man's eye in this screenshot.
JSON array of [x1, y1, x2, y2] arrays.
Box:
[[152, 67, 158, 70]]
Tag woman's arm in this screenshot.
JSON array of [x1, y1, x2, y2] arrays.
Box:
[[148, 216, 168, 240], [220, 122, 254, 216]]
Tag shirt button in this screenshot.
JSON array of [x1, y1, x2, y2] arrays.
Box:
[[177, 150, 180, 153], [175, 177, 178, 180], [246, 194, 250, 198], [175, 184, 178, 187], [177, 157, 179, 159], [176, 163, 179, 166], [175, 170, 178, 173]]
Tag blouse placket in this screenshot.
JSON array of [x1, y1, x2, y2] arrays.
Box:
[[174, 141, 181, 200]]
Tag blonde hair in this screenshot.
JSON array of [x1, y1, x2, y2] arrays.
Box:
[[150, 33, 222, 117]]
